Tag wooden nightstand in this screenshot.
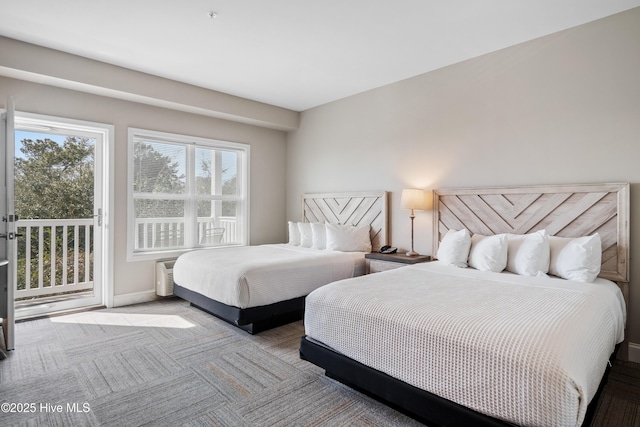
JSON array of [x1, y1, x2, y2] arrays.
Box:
[[365, 252, 431, 274]]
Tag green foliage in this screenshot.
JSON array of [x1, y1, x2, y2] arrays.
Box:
[[15, 137, 94, 219], [14, 136, 94, 293], [133, 142, 185, 218], [133, 142, 185, 194]]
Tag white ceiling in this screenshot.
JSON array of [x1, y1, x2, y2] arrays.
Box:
[[1, 1, 639, 112]]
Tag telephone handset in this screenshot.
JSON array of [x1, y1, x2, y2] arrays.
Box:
[[379, 245, 398, 254]]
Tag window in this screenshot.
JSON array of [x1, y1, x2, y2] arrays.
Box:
[[127, 128, 249, 259]]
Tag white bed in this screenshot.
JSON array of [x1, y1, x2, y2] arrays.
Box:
[[305, 262, 625, 426], [174, 244, 366, 308], [300, 183, 630, 427], [173, 191, 388, 333]]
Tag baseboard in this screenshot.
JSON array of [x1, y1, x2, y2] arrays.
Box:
[[113, 290, 160, 307], [629, 342, 640, 363]]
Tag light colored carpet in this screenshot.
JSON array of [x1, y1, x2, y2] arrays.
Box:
[[0, 298, 421, 426]]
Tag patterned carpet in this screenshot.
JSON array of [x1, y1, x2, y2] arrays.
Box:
[[0, 298, 419, 426], [0, 298, 637, 426]]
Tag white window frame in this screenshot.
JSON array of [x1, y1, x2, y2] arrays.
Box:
[[127, 128, 250, 261]]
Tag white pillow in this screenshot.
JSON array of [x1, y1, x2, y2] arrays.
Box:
[[436, 229, 471, 268], [325, 223, 372, 252], [298, 222, 313, 248], [549, 234, 601, 282], [287, 221, 301, 246], [311, 222, 326, 250], [506, 230, 550, 276], [468, 234, 508, 272]]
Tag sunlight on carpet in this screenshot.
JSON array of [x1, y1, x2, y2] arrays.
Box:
[[50, 312, 196, 328]]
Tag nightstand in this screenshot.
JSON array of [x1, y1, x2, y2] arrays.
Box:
[[365, 252, 431, 274]]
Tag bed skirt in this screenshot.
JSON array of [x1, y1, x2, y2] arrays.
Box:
[[174, 283, 305, 334]]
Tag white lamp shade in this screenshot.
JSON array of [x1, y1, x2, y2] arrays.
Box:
[[401, 189, 427, 210]]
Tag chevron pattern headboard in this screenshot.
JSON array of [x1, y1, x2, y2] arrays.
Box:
[[433, 183, 630, 283], [302, 191, 388, 251]]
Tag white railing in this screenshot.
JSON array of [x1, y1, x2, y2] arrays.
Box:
[[12, 216, 239, 301], [14, 218, 94, 299], [134, 216, 238, 250]]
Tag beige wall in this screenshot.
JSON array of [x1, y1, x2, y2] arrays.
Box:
[[0, 77, 289, 301], [287, 8, 640, 351]]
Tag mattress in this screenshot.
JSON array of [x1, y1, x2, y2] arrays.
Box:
[[173, 244, 365, 308], [304, 262, 626, 427]]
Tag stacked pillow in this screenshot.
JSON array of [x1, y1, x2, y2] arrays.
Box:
[[287, 221, 371, 252], [437, 228, 602, 282]]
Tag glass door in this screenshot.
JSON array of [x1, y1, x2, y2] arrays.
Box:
[[12, 113, 106, 318]]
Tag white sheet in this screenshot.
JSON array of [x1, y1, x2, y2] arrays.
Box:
[[304, 262, 626, 427], [173, 244, 365, 308]]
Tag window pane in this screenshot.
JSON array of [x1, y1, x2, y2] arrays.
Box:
[[221, 151, 238, 195], [221, 201, 240, 244], [134, 199, 184, 219], [133, 141, 186, 194], [128, 128, 248, 257], [197, 200, 223, 246], [194, 147, 238, 196], [134, 199, 185, 250], [196, 200, 240, 244], [197, 199, 213, 218], [195, 147, 214, 196], [222, 200, 238, 218]]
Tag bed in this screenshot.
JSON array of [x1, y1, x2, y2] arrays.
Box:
[[299, 183, 630, 427], [173, 191, 388, 333]]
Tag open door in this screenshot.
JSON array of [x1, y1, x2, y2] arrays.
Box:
[[1, 96, 16, 354]]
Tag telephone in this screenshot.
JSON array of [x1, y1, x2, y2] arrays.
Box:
[[379, 245, 398, 254]]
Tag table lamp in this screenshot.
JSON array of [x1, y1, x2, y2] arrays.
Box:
[[401, 189, 427, 256]]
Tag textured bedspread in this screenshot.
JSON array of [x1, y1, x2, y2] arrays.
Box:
[[173, 244, 364, 308], [304, 262, 626, 427]]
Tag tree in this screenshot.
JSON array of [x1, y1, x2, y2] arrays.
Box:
[[133, 142, 185, 218], [14, 136, 95, 293], [15, 137, 94, 219], [133, 142, 184, 194], [195, 155, 237, 217]]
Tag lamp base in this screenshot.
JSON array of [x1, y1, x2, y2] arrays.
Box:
[[406, 250, 419, 257]]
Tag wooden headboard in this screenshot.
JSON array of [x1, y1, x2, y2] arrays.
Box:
[[433, 183, 630, 283], [302, 191, 388, 251]]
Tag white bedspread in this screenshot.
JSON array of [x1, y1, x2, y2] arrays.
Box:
[[173, 244, 364, 308], [304, 262, 626, 427]]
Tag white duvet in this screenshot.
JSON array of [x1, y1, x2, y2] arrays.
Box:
[[173, 244, 365, 308], [304, 262, 626, 427]]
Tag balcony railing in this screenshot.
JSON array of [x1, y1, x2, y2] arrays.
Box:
[[134, 216, 238, 250], [15, 218, 94, 300], [12, 216, 238, 301]]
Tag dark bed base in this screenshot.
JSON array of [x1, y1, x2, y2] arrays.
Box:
[[173, 283, 305, 334], [299, 336, 614, 427]]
